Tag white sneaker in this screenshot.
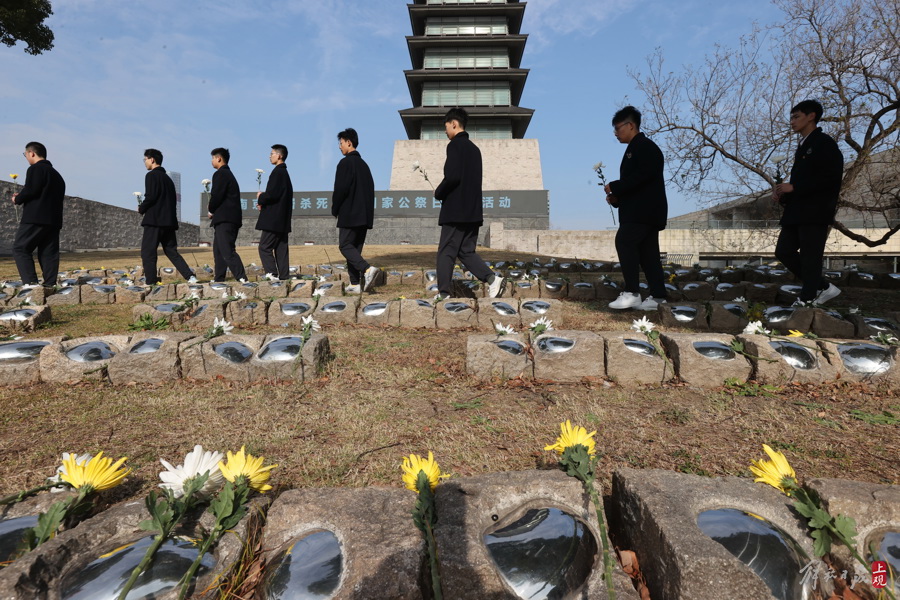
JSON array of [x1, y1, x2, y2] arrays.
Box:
[[814, 283, 841, 305], [638, 296, 665, 311], [487, 274, 505, 298], [363, 266, 380, 292], [345, 284, 361, 294], [609, 291, 642, 310]]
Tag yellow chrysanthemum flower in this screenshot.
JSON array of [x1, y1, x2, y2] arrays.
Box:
[[10, 174, 18, 180], [544, 420, 597, 456], [787, 330, 805, 338], [218, 446, 277, 493], [749, 444, 797, 495], [61, 451, 130, 492], [401, 451, 443, 493]]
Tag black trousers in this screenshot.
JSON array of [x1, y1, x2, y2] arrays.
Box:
[[12, 223, 60, 287], [338, 227, 370, 285], [212, 222, 247, 282], [615, 222, 666, 298], [775, 224, 830, 301], [436, 223, 493, 296], [141, 226, 193, 285], [258, 230, 290, 279]]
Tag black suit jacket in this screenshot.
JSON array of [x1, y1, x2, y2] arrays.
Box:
[[256, 163, 293, 233], [139, 166, 179, 229], [434, 132, 483, 226], [332, 151, 375, 229], [780, 128, 844, 226], [14, 159, 66, 228], [208, 165, 243, 227], [608, 132, 668, 231]]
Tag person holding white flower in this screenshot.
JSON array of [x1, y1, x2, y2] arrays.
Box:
[[139, 149, 195, 285], [208, 148, 247, 283], [11, 142, 65, 288], [255, 144, 293, 280]]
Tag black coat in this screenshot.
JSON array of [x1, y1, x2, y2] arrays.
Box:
[[332, 151, 375, 229], [780, 128, 844, 226], [256, 163, 294, 233], [608, 132, 668, 231], [139, 166, 179, 229], [434, 132, 483, 226], [14, 159, 65, 228], [208, 165, 243, 227]]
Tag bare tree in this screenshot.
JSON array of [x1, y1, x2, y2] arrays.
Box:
[[631, 0, 900, 247]]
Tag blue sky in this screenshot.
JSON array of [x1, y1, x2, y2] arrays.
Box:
[[1, 0, 782, 229]]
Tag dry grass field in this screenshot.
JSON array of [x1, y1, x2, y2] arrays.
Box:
[[1, 245, 897, 510]]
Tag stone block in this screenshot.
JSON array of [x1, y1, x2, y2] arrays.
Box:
[[107, 332, 197, 384], [477, 298, 521, 333], [145, 284, 177, 301], [816, 339, 900, 384], [822, 269, 850, 286], [603, 331, 672, 385], [181, 300, 226, 331], [848, 271, 880, 288], [658, 302, 709, 330], [313, 281, 344, 297], [533, 330, 604, 382], [661, 332, 752, 387], [158, 266, 183, 282], [736, 334, 839, 384], [811, 309, 856, 339], [247, 264, 266, 279], [775, 284, 804, 305], [541, 279, 568, 299], [247, 333, 329, 381], [768, 268, 796, 283], [708, 301, 750, 334], [672, 268, 698, 282], [132, 302, 189, 326], [262, 486, 424, 600], [314, 296, 359, 325], [466, 333, 532, 378], [174, 282, 209, 299], [745, 283, 779, 303], [225, 298, 270, 326], [0, 336, 65, 386], [519, 298, 564, 329], [612, 468, 821, 600], [719, 268, 746, 284], [0, 305, 51, 333], [256, 280, 290, 299], [286, 279, 315, 298], [569, 281, 596, 301], [398, 299, 436, 328], [357, 299, 401, 326], [848, 314, 900, 339], [384, 269, 403, 285], [436, 470, 636, 600], [267, 298, 316, 327], [9, 286, 51, 305], [400, 269, 423, 286], [595, 280, 624, 301], [511, 280, 540, 298], [181, 334, 262, 381], [450, 278, 482, 299], [713, 282, 747, 301], [680, 282, 714, 301], [233, 280, 261, 298], [763, 305, 815, 335], [205, 281, 232, 298], [79, 284, 117, 304], [879, 272, 900, 289], [435, 298, 478, 329], [114, 285, 148, 304], [39, 335, 130, 383]]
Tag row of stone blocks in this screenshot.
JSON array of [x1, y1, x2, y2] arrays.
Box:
[[1, 469, 895, 599], [467, 330, 900, 387], [0, 331, 329, 386]]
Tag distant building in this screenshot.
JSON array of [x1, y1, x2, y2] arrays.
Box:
[[168, 171, 182, 221]]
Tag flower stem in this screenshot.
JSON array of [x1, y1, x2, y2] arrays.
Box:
[[0, 481, 60, 506], [118, 532, 169, 600], [585, 475, 617, 600], [423, 519, 443, 600], [177, 527, 218, 600]]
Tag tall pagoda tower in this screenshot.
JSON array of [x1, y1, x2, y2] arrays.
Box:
[[389, 0, 544, 192]]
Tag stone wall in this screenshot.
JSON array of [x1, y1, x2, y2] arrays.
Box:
[[487, 222, 900, 262], [389, 139, 544, 190], [0, 181, 199, 254]]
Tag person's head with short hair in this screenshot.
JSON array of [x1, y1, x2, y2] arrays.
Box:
[[270, 144, 288, 164], [337, 128, 358, 156], [612, 106, 641, 144], [443, 107, 468, 140], [24, 141, 47, 164], [211, 147, 230, 170], [144, 148, 163, 170], [790, 99, 823, 137]]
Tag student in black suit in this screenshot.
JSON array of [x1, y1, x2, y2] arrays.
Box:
[[255, 144, 293, 280], [139, 149, 195, 285], [332, 128, 379, 293], [11, 141, 65, 288], [773, 100, 844, 305], [207, 147, 247, 282], [604, 106, 668, 311], [433, 107, 503, 300]]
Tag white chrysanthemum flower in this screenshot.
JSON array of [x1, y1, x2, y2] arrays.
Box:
[[592, 162, 604, 171], [133, 191, 142, 198], [848, 306, 860, 314], [188, 291, 201, 301], [631, 316, 655, 333], [529, 316, 553, 332], [121, 279, 133, 287], [263, 272, 277, 281], [159, 445, 224, 498], [221, 292, 230, 299], [312, 288, 326, 298], [301, 315, 321, 332], [494, 323, 516, 335], [412, 161, 420, 171], [255, 168, 264, 173], [705, 276, 718, 282], [235, 291, 247, 300], [733, 296, 747, 303], [771, 154, 787, 164], [743, 320, 770, 335], [47, 452, 93, 492], [212, 317, 234, 334], [317, 275, 328, 283]]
